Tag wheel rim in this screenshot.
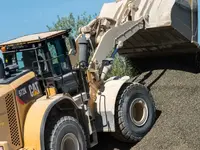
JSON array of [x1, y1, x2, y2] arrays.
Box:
[[61, 133, 79, 150], [129, 98, 149, 127]]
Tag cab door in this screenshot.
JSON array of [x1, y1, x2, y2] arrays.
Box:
[[47, 38, 79, 95]]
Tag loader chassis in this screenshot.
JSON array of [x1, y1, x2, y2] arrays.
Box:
[[0, 0, 196, 149], [0, 0, 160, 147]]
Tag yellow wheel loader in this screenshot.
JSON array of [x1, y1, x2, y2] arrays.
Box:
[[0, 0, 196, 148], [5, 0, 193, 148], [0, 28, 156, 150]]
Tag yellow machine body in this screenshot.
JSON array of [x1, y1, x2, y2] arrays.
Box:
[[0, 30, 90, 150], [0, 70, 80, 150], [0, 72, 35, 150]]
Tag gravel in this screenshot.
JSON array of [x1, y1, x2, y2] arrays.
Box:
[[132, 69, 200, 150], [91, 68, 200, 150]]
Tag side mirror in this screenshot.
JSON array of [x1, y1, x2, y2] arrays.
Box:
[[68, 35, 77, 56], [100, 58, 114, 80]]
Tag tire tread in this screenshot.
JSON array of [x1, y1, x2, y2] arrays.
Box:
[[113, 82, 156, 143], [45, 115, 87, 150]]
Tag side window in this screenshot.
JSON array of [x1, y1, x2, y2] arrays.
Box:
[[47, 40, 71, 75], [37, 49, 48, 72], [0, 52, 4, 64], [54, 39, 71, 72], [47, 41, 61, 75], [47, 42, 59, 65], [22, 50, 36, 69], [4, 53, 16, 66], [16, 52, 24, 69]]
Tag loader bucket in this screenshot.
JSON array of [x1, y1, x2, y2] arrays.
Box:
[[78, 0, 200, 65], [117, 0, 199, 58]]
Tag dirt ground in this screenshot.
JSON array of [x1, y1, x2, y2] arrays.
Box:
[[91, 68, 200, 150]]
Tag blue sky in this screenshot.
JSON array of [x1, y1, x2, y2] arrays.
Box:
[[0, 0, 114, 43]]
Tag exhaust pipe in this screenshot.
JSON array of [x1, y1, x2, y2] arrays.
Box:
[[78, 35, 90, 69]]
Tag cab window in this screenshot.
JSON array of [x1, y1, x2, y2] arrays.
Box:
[[47, 39, 71, 75]]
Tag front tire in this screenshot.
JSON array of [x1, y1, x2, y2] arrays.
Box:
[[46, 116, 87, 150], [113, 82, 156, 143]]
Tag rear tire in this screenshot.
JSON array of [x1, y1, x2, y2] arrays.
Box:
[[46, 116, 87, 150], [112, 82, 156, 143]]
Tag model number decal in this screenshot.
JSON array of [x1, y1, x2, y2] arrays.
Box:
[[18, 87, 27, 97]]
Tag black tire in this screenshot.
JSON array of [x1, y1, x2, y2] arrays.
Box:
[[46, 116, 87, 150], [112, 82, 156, 143]]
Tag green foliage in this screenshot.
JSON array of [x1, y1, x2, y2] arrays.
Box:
[[106, 54, 138, 79], [47, 12, 96, 37]]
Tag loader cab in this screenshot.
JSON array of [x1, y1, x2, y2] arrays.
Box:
[[0, 30, 86, 96]]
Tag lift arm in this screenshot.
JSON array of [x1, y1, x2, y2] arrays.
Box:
[[73, 0, 152, 118], [89, 18, 144, 80], [79, 0, 153, 81]]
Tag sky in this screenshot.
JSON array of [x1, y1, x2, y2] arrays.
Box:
[[0, 0, 114, 43]]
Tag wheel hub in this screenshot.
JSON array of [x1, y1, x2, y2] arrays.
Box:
[[61, 133, 79, 150], [129, 98, 149, 127]]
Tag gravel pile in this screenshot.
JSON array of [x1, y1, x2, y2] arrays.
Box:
[[92, 54, 200, 150], [132, 69, 200, 150]]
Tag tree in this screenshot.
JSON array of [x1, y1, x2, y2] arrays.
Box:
[[47, 12, 136, 79], [47, 12, 96, 38], [106, 53, 138, 80]]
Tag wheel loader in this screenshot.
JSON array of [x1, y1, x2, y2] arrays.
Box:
[[0, 28, 156, 150], [2, 0, 196, 149]]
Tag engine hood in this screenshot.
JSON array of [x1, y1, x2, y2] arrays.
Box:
[[0, 85, 13, 96]]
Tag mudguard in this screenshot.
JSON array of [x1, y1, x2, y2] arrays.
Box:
[[95, 76, 130, 132], [23, 94, 81, 150]]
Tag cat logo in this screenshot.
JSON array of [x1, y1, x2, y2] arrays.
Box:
[[33, 90, 39, 96], [28, 81, 40, 97]]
